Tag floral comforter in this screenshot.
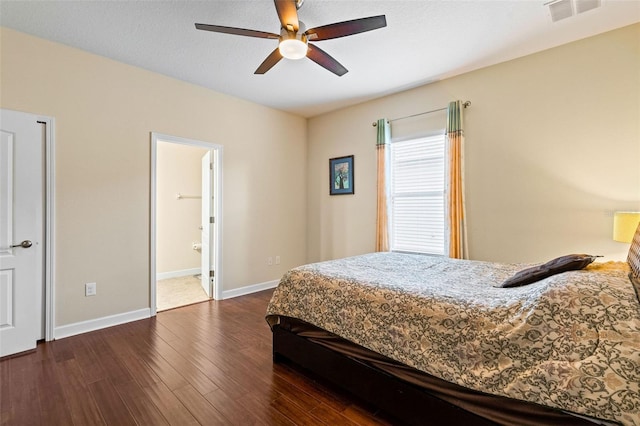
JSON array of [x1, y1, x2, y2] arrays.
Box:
[[266, 252, 640, 425]]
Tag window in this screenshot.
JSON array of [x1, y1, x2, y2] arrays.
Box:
[[389, 134, 446, 255]]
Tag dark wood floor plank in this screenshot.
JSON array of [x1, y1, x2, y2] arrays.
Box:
[[173, 384, 228, 424], [119, 349, 163, 388], [310, 402, 362, 426], [100, 324, 163, 389], [50, 335, 76, 363], [271, 394, 328, 426], [0, 356, 13, 425], [277, 378, 323, 411], [204, 387, 269, 425], [159, 332, 253, 400], [144, 318, 181, 343], [88, 378, 136, 426], [4, 355, 42, 426], [141, 382, 200, 426], [68, 334, 107, 384], [244, 388, 297, 426], [0, 289, 395, 426], [274, 362, 352, 412], [30, 339, 56, 363], [55, 359, 106, 425], [117, 324, 190, 392], [341, 404, 395, 426], [82, 331, 133, 386], [35, 358, 74, 426], [144, 336, 219, 395], [114, 380, 170, 426], [136, 347, 189, 391]]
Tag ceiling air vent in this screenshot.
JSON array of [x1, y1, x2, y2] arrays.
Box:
[[546, 0, 574, 22], [546, 0, 602, 22], [575, 0, 601, 14]]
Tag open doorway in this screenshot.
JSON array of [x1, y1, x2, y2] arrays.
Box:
[[150, 133, 222, 315]]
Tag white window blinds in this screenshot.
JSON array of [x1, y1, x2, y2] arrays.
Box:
[[389, 135, 445, 255]]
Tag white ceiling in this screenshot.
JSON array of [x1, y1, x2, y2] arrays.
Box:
[[1, 1, 639, 117]]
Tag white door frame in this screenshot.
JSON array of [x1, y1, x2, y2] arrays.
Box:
[[41, 116, 56, 342], [150, 132, 223, 316], [200, 150, 213, 298], [1, 109, 56, 343]]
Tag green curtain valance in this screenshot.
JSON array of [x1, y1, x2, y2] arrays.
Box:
[[447, 101, 463, 134], [376, 119, 390, 146]]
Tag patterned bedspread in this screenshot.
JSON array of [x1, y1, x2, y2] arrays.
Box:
[[266, 252, 640, 425]]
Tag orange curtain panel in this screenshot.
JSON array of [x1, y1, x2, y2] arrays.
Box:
[[376, 118, 390, 252], [446, 101, 468, 259]]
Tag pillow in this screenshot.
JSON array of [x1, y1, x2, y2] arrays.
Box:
[[627, 222, 640, 279], [496, 254, 599, 288]]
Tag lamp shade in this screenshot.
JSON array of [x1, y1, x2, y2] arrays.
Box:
[[613, 211, 640, 243]]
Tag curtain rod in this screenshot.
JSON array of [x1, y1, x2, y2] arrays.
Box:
[[372, 100, 471, 127]]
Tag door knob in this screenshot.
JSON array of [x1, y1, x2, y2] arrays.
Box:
[[11, 240, 32, 249]]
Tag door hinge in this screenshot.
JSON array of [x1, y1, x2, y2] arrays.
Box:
[[210, 217, 215, 224], [210, 163, 213, 170], [209, 270, 215, 277]]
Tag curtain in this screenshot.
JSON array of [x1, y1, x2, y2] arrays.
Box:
[[376, 118, 390, 252], [446, 101, 468, 259]]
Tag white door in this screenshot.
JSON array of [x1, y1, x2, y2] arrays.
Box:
[[0, 109, 43, 357], [200, 151, 213, 298]]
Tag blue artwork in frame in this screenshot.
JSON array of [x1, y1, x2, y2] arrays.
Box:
[[329, 155, 354, 195]]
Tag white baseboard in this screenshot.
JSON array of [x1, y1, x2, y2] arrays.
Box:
[[54, 308, 151, 340], [222, 279, 279, 300], [156, 268, 200, 280], [53, 279, 278, 339]]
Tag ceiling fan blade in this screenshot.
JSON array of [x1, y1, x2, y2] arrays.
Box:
[[306, 45, 347, 76], [195, 23, 279, 39], [306, 15, 386, 41], [274, 0, 299, 32], [255, 48, 283, 74]]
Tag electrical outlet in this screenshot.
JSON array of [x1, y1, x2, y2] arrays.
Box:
[[275, 256, 281, 265], [85, 282, 97, 296], [268, 257, 273, 266]]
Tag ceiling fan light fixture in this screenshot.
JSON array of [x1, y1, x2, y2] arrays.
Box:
[[278, 24, 308, 60], [279, 38, 308, 59], [196, 5, 387, 75]]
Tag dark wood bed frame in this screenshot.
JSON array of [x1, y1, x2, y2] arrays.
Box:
[[272, 325, 497, 426]]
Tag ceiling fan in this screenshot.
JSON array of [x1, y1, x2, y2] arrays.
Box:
[[195, 0, 386, 76]]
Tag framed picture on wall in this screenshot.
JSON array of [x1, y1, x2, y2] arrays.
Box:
[[329, 155, 354, 195]]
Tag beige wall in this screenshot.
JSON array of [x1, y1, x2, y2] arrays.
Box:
[[156, 142, 208, 274], [0, 28, 307, 326], [2, 23, 638, 328], [307, 23, 640, 264]]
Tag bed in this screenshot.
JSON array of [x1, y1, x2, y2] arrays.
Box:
[[266, 230, 640, 425]]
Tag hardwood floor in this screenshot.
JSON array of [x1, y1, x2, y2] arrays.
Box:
[[0, 290, 397, 425]]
